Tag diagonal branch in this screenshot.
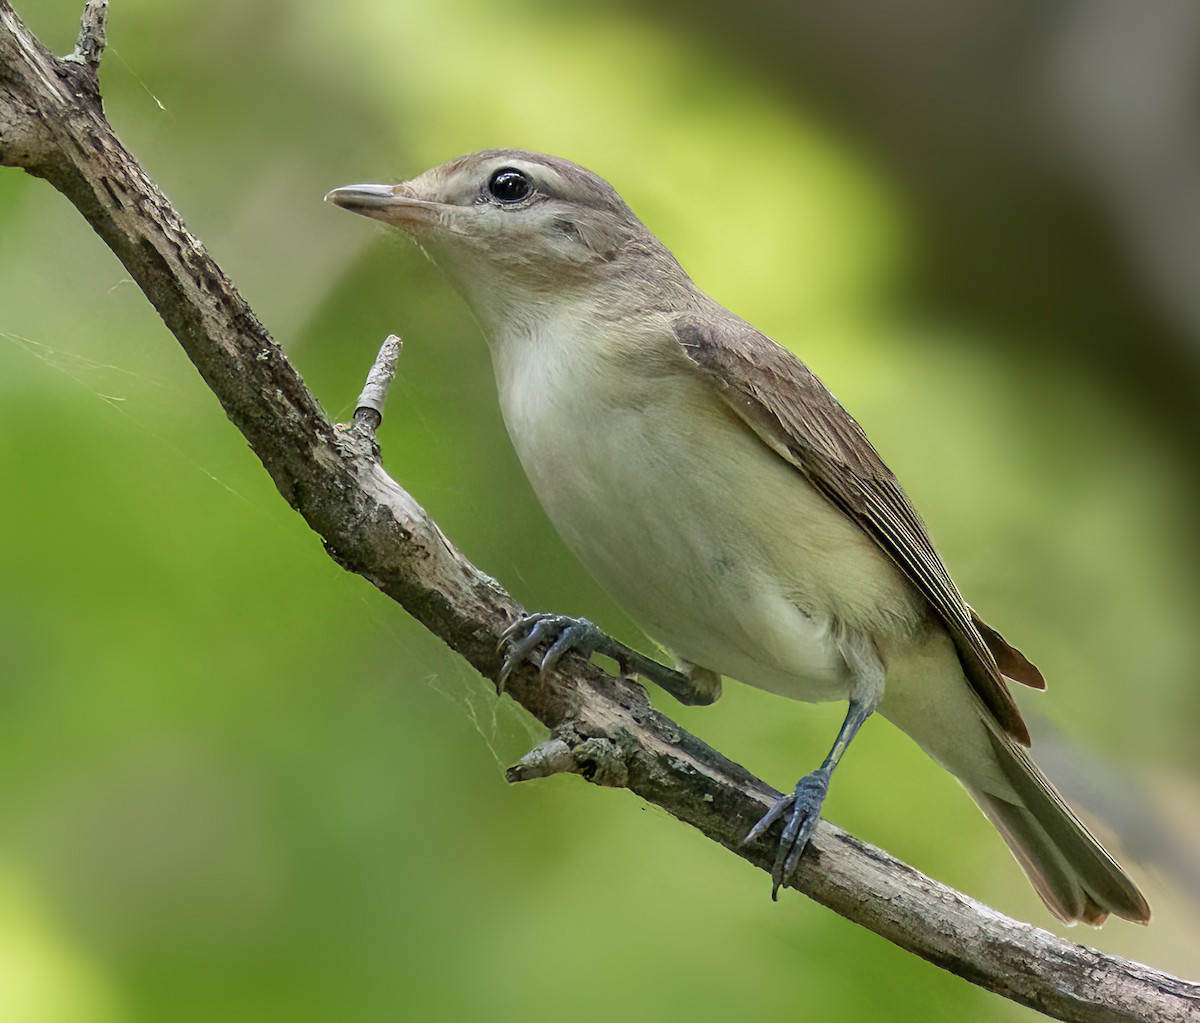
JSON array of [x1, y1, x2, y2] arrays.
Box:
[[0, 4, 1197, 1021]]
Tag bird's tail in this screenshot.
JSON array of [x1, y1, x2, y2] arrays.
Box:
[[967, 729, 1151, 925]]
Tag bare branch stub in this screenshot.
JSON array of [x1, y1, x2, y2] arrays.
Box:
[[1, 4, 1199, 1021], [351, 333, 403, 439], [505, 737, 577, 782], [506, 731, 630, 787], [69, 0, 107, 72]]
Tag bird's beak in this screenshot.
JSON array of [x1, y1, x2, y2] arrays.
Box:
[[324, 182, 442, 231]]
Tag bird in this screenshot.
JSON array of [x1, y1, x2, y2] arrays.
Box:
[[326, 149, 1150, 924]]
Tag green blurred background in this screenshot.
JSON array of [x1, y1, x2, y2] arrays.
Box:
[[2, 1, 1199, 1020]]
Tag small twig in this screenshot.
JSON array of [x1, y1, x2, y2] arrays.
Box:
[[505, 738, 576, 782], [351, 333, 402, 439], [69, 0, 107, 72], [506, 733, 630, 787]]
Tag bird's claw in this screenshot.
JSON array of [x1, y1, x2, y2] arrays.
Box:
[[496, 613, 603, 691], [496, 613, 709, 706], [744, 767, 831, 900]]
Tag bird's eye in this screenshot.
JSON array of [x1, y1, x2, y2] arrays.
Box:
[[487, 168, 532, 204]]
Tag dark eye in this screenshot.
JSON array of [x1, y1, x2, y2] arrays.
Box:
[[487, 167, 532, 204]]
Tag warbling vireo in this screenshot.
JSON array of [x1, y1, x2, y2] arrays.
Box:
[[327, 150, 1150, 924]]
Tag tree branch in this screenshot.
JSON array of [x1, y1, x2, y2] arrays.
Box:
[[1, 4, 1197, 1021]]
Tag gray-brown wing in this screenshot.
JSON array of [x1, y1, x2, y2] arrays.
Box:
[[672, 312, 1037, 745]]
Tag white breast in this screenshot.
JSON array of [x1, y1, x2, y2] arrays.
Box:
[[488, 306, 919, 703]]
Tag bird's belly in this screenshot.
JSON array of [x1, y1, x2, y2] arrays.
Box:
[[505, 376, 922, 703], [552, 485, 848, 697]]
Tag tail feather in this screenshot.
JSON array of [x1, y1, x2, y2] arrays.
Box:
[[975, 792, 1100, 924], [879, 632, 1150, 924], [971, 729, 1151, 925]]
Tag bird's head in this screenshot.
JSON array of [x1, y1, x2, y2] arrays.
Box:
[[326, 149, 688, 328]]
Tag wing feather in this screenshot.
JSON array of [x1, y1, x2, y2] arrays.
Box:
[[672, 313, 1035, 745]]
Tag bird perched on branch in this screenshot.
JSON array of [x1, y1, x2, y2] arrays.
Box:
[[327, 150, 1149, 925]]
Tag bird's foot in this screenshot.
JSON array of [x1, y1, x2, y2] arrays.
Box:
[[744, 767, 832, 899], [496, 612, 710, 705], [497, 613, 604, 691]]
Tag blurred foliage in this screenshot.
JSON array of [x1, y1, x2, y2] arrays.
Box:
[[1, 1, 1198, 1020]]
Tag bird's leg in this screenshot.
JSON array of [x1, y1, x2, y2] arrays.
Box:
[[497, 612, 717, 705], [745, 629, 885, 899]]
